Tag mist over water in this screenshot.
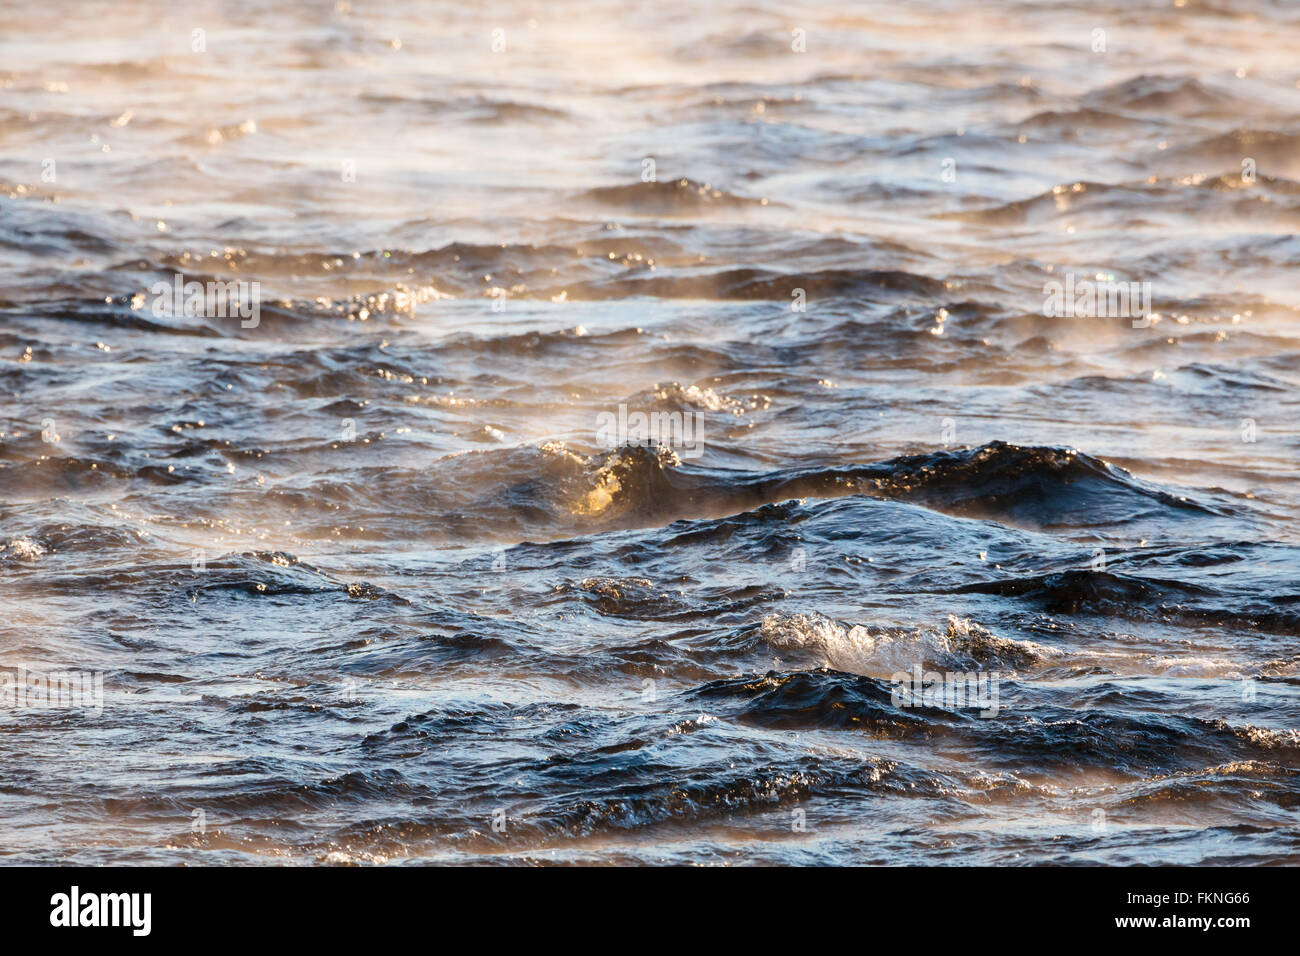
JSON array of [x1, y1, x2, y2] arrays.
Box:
[[2, 0, 1299, 864]]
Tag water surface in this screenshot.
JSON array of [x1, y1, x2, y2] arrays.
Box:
[[2, 0, 1299, 864]]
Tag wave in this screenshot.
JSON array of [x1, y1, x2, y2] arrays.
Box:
[[577, 178, 768, 213], [1081, 74, 1255, 117], [1167, 129, 1300, 180], [949, 566, 1300, 635], [0, 437, 1228, 540], [757, 611, 1048, 677], [946, 175, 1300, 228]]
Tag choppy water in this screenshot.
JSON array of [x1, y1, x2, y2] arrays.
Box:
[[2, 0, 1299, 865]]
